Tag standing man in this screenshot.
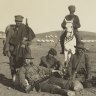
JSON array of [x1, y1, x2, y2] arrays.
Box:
[[3, 15, 35, 79], [60, 5, 81, 54], [67, 42, 92, 87]]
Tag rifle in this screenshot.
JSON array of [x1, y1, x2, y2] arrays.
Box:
[[25, 18, 35, 42], [25, 18, 30, 42]]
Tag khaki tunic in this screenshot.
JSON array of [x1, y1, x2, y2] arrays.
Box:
[[19, 64, 52, 88]]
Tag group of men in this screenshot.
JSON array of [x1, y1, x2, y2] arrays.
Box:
[[3, 5, 94, 96]]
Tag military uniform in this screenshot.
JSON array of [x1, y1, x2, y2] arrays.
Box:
[[60, 5, 81, 54], [40, 43, 92, 95], [19, 63, 52, 89], [3, 15, 35, 77], [39, 48, 73, 95], [67, 43, 91, 83], [39, 48, 63, 70]]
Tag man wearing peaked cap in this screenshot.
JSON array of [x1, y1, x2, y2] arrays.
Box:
[[60, 5, 82, 54], [48, 48, 57, 56], [3, 15, 36, 80], [39, 48, 63, 70], [15, 15, 24, 22]]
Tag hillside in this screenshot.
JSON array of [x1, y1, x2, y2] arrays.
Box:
[[36, 30, 96, 40]]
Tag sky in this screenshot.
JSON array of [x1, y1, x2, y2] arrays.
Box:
[[0, 0, 96, 33]]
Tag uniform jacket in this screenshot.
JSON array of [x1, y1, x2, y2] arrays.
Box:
[[19, 64, 52, 88], [4, 24, 35, 59], [61, 14, 81, 31], [61, 14, 81, 45], [68, 52, 91, 79], [39, 55, 63, 71]]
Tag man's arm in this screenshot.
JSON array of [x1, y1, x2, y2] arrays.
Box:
[[3, 25, 14, 56], [73, 15, 81, 29], [53, 58, 63, 71], [39, 56, 48, 68], [61, 18, 66, 29]]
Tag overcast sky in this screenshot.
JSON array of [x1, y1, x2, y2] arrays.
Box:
[[0, 0, 96, 33]]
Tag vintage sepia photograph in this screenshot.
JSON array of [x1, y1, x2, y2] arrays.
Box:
[[0, 0, 96, 96]]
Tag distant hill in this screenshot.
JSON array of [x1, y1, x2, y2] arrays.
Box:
[[36, 30, 96, 40]]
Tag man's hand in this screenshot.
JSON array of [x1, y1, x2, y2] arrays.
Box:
[[4, 51, 11, 57], [25, 85, 32, 93], [22, 37, 28, 46], [52, 70, 63, 76], [21, 44, 26, 48], [67, 90, 75, 96]]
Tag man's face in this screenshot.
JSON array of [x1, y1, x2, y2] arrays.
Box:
[[69, 7, 75, 15], [48, 53, 54, 58], [24, 58, 31, 65], [69, 10, 75, 15], [15, 21, 22, 26]]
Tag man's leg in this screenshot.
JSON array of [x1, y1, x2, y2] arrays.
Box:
[[48, 76, 72, 89], [60, 33, 65, 54], [60, 31, 67, 54], [74, 31, 82, 45], [9, 55, 16, 78], [40, 80, 68, 95]]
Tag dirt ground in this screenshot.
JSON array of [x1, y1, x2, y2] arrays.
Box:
[[0, 39, 96, 96]]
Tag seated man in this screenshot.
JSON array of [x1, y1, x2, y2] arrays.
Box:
[[39, 48, 63, 71]]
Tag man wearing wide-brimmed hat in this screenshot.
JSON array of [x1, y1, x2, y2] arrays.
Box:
[[3, 15, 35, 79], [18, 52, 52, 93], [67, 42, 92, 86], [60, 5, 81, 54]]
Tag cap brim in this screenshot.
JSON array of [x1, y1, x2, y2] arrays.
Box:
[[24, 57, 34, 59]]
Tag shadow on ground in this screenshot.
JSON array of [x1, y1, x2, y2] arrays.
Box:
[[0, 74, 14, 88], [0, 74, 24, 92]]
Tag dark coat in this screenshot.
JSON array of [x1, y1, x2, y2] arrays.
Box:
[[4, 24, 35, 60], [39, 55, 63, 71], [61, 14, 81, 45], [19, 64, 52, 88], [61, 14, 81, 31], [68, 52, 91, 80]]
